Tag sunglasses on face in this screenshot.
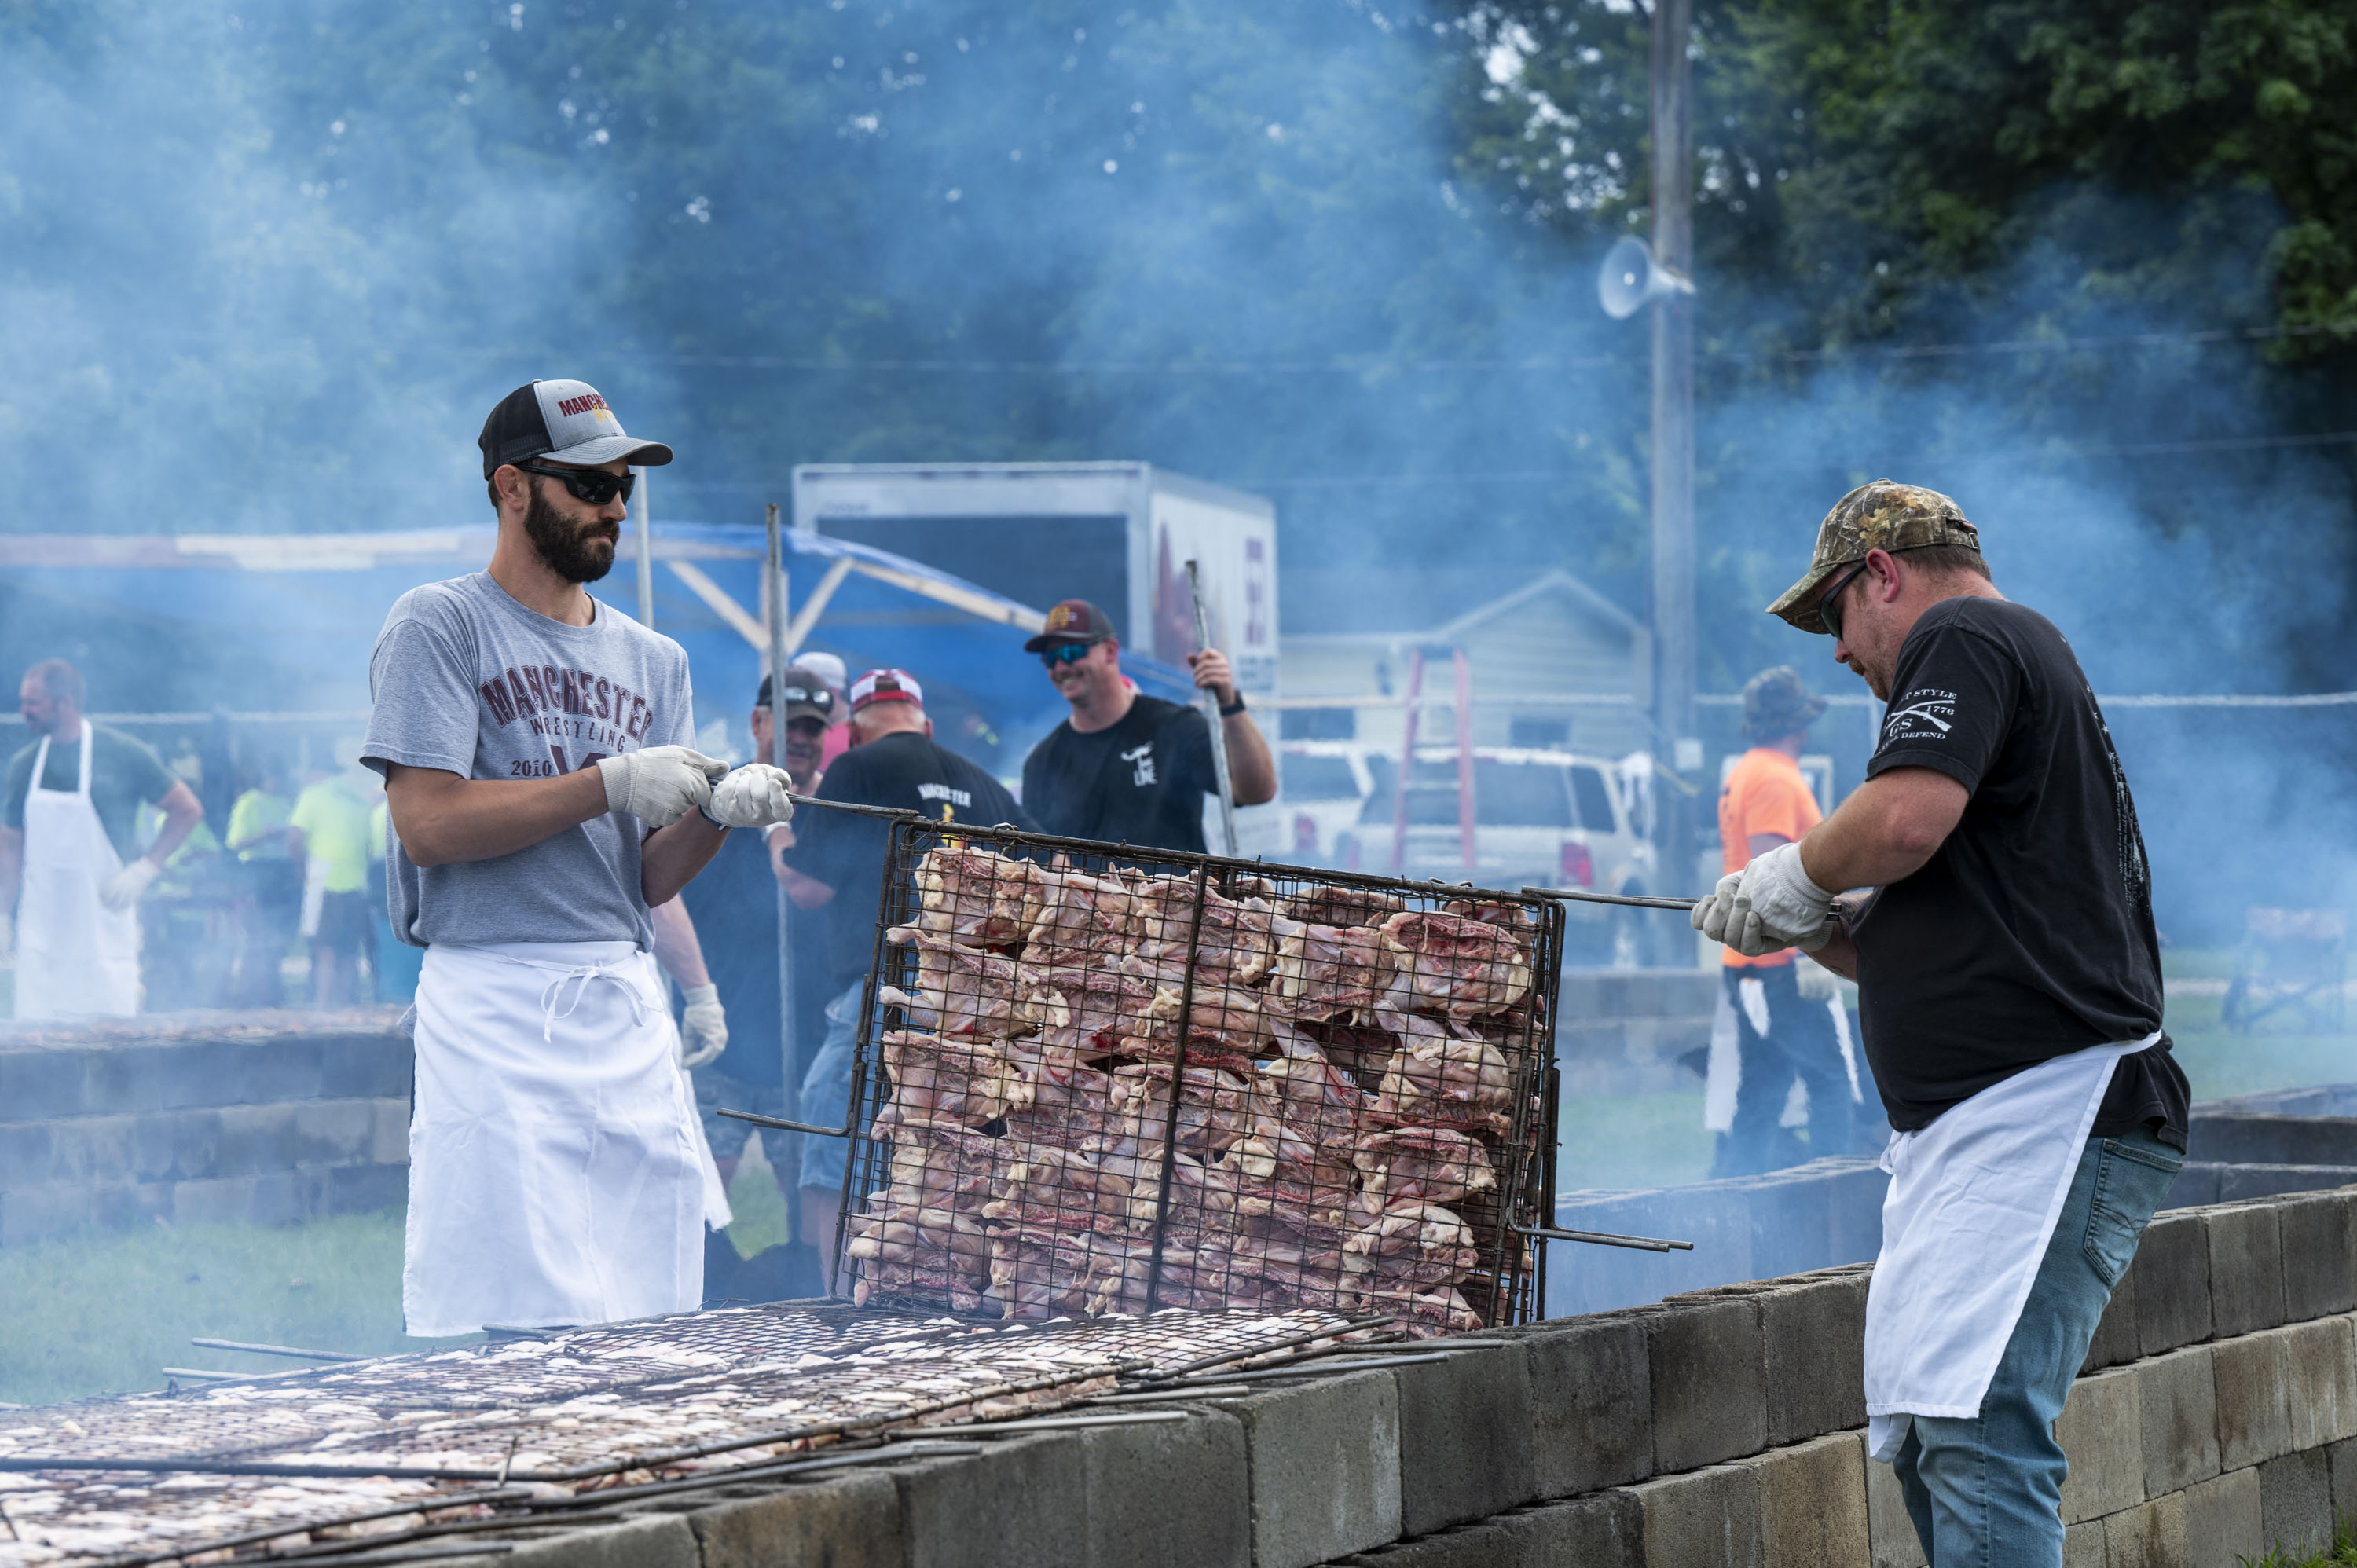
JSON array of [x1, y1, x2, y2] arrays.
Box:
[[518, 462, 636, 506], [1818, 562, 1870, 641], [1040, 643, 1096, 669], [773, 685, 834, 711]]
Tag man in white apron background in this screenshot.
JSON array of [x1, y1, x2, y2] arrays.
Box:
[[1695, 482, 2189, 1567], [365, 380, 794, 1337], [0, 659, 205, 1020]]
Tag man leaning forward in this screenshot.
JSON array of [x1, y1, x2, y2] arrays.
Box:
[[1693, 481, 2190, 1566]]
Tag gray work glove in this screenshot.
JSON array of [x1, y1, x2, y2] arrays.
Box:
[[596, 746, 726, 830], [708, 764, 797, 830], [678, 983, 728, 1068]]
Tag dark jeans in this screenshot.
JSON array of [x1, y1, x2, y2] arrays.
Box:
[[1722, 962, 1855, 1174], [1893, 1127, 2184, 1566]]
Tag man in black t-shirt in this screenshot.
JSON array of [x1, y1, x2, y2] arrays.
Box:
[[1693, 481, 2190, 1568], [780, 667, 1035, 1275], [1017, 599, 1276, 853]]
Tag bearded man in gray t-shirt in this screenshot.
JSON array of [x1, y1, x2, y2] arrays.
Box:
[[362, 379, 796, 1337]]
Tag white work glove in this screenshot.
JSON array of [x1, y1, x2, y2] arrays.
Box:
[[1690, 844, 1836, 957], [596, 746, 726, 829], [1736, 841, 1835, 955], [708, 764, 797, 830], [678, 983, 728, 1069], [100, 858, 160, 913]]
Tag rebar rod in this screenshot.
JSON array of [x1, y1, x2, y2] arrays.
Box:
[[189, 1338, 365, 1362], [1142, 859, 1215, 1314]]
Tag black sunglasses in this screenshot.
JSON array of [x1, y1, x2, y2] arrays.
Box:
[[518, 462, 636, 506], [1040, 643, 1096, 669], [1818, 561, 1870, 640]]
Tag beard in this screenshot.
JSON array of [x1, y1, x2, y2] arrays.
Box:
[[523, 481, 619, 584]]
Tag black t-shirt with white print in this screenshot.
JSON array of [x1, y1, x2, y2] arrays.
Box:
[[783, 730, 1036, 993], [1020, 695, 1219, 854], [1850, 595, 2189, 1147]]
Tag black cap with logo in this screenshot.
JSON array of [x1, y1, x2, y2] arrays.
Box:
[[1021, 599, 1118, 654]]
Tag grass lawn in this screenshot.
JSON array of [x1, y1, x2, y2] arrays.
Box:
[[0, 1164, 797, 1408]]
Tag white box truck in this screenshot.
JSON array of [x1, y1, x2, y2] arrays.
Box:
[[791, 461, 1282, 851]]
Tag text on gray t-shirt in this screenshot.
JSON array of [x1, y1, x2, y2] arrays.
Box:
[[362, 571, 695, 949]]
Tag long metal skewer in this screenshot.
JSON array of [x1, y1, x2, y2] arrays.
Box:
[[1521, 885, 1699, 911]]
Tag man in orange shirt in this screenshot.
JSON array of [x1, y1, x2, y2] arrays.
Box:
[[1713, 666, 1859, 1174]]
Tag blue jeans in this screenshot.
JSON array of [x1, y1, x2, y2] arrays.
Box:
[[795, 980, 867, 1194], [1893, 1127, 2183, 1566]]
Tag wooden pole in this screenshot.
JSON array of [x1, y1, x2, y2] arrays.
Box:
[[1650, 0, 1697, 874]]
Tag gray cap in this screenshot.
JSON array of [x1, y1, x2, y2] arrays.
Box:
[[478, 379, 673, 478]]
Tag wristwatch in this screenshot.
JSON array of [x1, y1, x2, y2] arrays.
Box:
[[1218, 694, 1248, 717]]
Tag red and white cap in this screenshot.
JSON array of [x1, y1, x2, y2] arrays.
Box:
[[849, 668, 924, 713]]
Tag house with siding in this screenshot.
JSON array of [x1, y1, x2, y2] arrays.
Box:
[[1277, 568, 1651, 759]]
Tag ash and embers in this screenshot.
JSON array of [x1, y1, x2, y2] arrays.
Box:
[[0, 1304, 1367, 1565], [841, 835, 1557, 1333]]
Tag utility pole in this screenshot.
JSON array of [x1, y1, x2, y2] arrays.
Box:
[[1649, 0, 1698, 878]]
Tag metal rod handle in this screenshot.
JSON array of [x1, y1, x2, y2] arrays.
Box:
[[1522, 885, 1700, 911], [1514, 1221, 1695, 1252], [718, 1106, 852, 1138], [189, 1338, 364, 1363]]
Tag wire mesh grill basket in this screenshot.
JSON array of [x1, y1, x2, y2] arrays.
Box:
[[830, 820, 1563, 1332]]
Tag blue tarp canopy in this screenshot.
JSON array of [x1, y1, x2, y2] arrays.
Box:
[[0, 522, 1197, 776]]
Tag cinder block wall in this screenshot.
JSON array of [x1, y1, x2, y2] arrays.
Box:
[[436, 1182, 2357, 1568], [0, 1013, 410, 1244], [1554, 969, 1717, 1097]]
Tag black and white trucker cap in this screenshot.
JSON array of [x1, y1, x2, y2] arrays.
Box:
[[478, 380, 675, 478]]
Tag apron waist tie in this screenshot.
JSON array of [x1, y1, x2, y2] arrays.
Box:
[[536, 963, 651, 1042]]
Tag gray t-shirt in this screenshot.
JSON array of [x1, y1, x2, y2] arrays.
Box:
[[362, 571, 695, 949]]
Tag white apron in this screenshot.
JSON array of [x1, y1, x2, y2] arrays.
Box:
[[1864, 1032, 2161, 1460], [14, 724, 141, 1020], [404, 940, 708, 1337]]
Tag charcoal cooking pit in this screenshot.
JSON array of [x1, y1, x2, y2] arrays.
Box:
[[831, 819, 1564, 1332], [0, 1304, 1383, 1564]]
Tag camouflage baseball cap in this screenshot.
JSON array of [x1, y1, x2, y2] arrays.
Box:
[[1767, 480, 1981, 634], [1740, 666, 1827, 741]]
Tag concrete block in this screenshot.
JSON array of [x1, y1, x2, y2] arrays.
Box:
[[327, 1162, 409, 1214], [322, 1034, 412, 1098], [170, 1174, 258, 1228], [2102, 1493, 2187, 1568], [372, 1097, 412, 1166], [215, 1104, 302, 1178], [2279, 1191, 2357, 1321], [2179, 1467, 2261, 1568], [2139, 1345, 2221, 1498], [895, 1432, 1086, 1568], [1647, 1298, 1767, 1472], [1761, 1275, 1868, 1446], [1508, 1315, 1652, 1496], [2191, 1113, 2357, 1167], [167, 1107, 226, 1182], [1080, 1409, 1248, 1568], [1823, 1160, 1890, 1265], [2063, 1519, 2105, 1568], [2330, 1434, 2357, 1530], [1391, 1345, 1536, 1534], [2260, 1449, 2333, 1562], [2210, 1332, 2292, 1470], [1753, 1432, 1868, 1568], [1629, 1463, 1761, 1568], [2057, 1366, 2146, 1523], [2286, 1316, 2357, 1450], [2133, 1211, 2212, 1357], [234, 1038, 323, 1106], [687, 1470, 902, 1568], [1212, 1370, 1401, 1568], [1340, 1524, 1514, 1566], [470, 1514, 702, 1567], [1488, 1492, 1644, 1568], [291, 1098, 377, 1163], [1864, 1453, 1926, 1568], [2085, 1261, 2141, 1375], [2218, 1165, 2357, 1204], [1546, 1182, 1756, 1316], [2206, 1204, 2286, 1339], [0, 1048, 86, 1119]]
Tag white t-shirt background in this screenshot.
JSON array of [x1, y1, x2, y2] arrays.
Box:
[[362, 571, 695, 949]]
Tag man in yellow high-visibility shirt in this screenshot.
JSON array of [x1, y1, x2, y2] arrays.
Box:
[[290, 754, 379, 1006]]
